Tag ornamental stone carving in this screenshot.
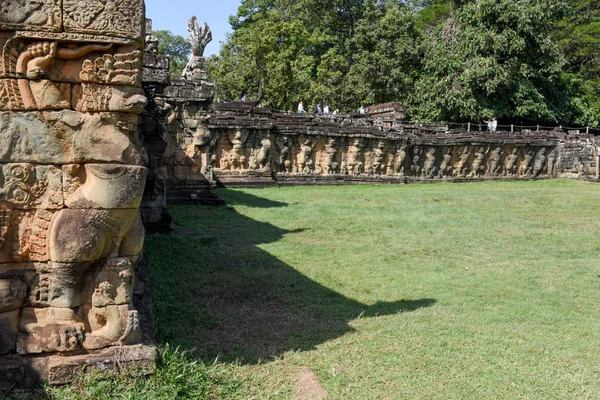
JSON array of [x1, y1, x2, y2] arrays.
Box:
[[0, 0, 153, 389]]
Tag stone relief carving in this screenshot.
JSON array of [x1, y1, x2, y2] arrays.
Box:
[[0, 0, 61, 32], [0, 0, 151, 386], [62, 0, 144, 38], [182, 125, 588, 183]]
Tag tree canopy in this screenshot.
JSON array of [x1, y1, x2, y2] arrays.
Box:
[[206, 0, 599, 126], [154, 30, 191, 79]]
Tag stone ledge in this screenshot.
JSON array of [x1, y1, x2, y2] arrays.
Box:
[[0, 344, 155, 388]]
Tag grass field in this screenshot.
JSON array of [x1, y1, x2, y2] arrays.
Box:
[[44, 180, 600, 399]]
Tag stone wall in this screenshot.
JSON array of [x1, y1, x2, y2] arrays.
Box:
[[163, 102, 598, 192], [139, 18, 596, 199], [0, 0, 154, 388]]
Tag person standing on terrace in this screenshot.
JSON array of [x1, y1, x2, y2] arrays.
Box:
[[298, 101, 304, 114]]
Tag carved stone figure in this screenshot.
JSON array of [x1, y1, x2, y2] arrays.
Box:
[[487, 146, 504, 176], [298, 138, 314, 174], [533, 148, 546, 177], [325, 138, 339, 174], [277, 136, 292, 173], [372, 141, 386, 175], [454, 146, 471, 177], [469, 146, 488, 177], [255, 134, 271, 170], [423, 147, 437, 178], [505, 148, 520, 176], [347, 139, 364, 175], [181, 16, 212, 80], [520, 149, 534, 176], [393, 144, 408, 176], [412, 146, 423, 177], [438, 147, 453, 178], [228, 131, 247, 170]]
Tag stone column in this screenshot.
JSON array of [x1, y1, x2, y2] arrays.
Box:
[[0, 0, 154, 388]]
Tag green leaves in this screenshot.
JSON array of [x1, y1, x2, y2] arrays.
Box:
[[154, 30, 191, 79]]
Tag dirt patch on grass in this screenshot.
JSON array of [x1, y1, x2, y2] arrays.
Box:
[[295, 366, 327, 400]]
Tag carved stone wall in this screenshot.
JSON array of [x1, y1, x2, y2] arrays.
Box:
[[140, 17, 221, 208], [0, 0, 154, 388], [161, 102, 597, 192]]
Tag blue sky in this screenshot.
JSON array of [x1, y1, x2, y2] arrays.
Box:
[[145, 0, 241, 56]]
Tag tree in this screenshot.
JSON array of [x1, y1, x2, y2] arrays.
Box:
[[554, 0, 600, 126], [412, 0, 568, 124], [154, 30, 191, 79]]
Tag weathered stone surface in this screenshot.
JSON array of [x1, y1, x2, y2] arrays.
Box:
[[62, 0, 145, 40], [46, 344, 155, 385], [0, 0, 62, 32], [0, 310, 20, 355], [0, 357, 24, 390], [0, 111, 147, 165], [1, 0, 153, 388], [17, 307, 85, 354], [0, 279, 27, 312]]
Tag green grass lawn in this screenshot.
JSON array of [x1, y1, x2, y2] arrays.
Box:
[[46, 179, 600, 399]]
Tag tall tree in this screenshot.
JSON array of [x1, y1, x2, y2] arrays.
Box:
[[412, 0, 567, 123], [554, 0, 600, 126]]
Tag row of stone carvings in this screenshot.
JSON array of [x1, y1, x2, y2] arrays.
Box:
[[188, 131, 588, 179]]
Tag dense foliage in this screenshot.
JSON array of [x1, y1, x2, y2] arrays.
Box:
[[202, 0, 598, 125], [154, 30, 191, 79]]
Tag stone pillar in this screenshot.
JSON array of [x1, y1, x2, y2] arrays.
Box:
[[140, 19, 174, 232], [0, 0, 154, 388]]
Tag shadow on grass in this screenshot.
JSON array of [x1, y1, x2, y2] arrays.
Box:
[[146, 191, 436, 364], [215, 188, 288, 208]]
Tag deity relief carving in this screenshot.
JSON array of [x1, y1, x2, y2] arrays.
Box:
[[393, 143, 408, 176], [297, 137, 315, 174], [277, 136, 292, 173], [438, 147, 453, 178], [454, 146, 471, 177], [423, 147, 437, 178], [505, 147, 520, 176], [249, 133, 271, 170], [487, 147, 504, 176], [346, 139, 364, 175], [469, 146, 488, 177], [325, 139, 339, 174]]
